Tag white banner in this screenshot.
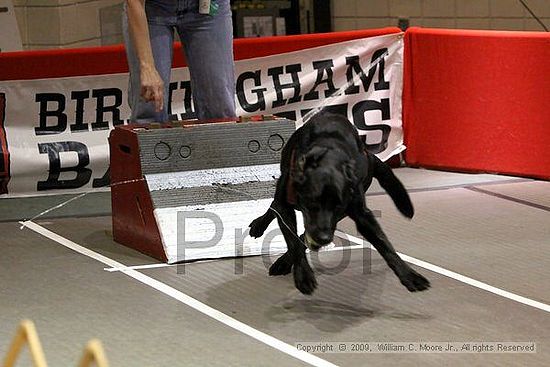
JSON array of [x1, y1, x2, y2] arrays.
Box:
[[0, 33, 404, 197]]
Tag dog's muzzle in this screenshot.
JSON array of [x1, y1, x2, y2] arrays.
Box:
[[305, 233, 322, 252]]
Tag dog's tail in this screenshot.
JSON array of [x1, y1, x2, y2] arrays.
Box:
[[371, 155, 414, 218]]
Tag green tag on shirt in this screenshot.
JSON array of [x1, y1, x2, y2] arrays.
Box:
[[209, 0, 219, 16]]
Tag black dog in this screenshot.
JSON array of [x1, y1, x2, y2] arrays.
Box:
[[249, 112, 430, 295]]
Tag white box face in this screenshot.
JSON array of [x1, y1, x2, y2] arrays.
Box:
[[145, 164, 303, 264], [154, 199, 305, 264]]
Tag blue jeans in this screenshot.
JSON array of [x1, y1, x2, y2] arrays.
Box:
[[123, 0, 236, 122]]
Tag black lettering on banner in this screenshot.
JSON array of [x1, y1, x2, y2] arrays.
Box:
[[37, 141, 92, 190], [179, 80, 195, 119], [70, 90, 90, 132], [35, 93, 67, 135], [92, 166, 110, 188], [168, 81, 179, 121], [169, 81, 196, 120], [304, 59, 338, 101], [345, 56, 362, 95], [300, 104, 348, 120], [236, 70, 267, 113], [91, 88, 123, 130], [345, 49, 390, 95], [352, 98, 391, 154], [181, 81, 193, 112], [267, 64, 302, 108]]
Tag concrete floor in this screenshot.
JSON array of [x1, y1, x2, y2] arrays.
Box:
[[1, 168, 549, 366]]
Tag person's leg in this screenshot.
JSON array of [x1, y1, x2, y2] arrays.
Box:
[[176, 0, 236, 120], [122, 2, 174, 123]]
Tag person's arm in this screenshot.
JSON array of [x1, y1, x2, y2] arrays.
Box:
[[126, 0, 164, 112]]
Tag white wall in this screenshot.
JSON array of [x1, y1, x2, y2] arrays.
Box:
[[332, 0, 550, 32], [9, 0, 550, 50], [0, 0, 23, 51], [13, 0, 123, 50]]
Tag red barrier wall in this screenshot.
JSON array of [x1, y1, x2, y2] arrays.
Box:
[[0, 28, 401, 81], [403, 27, 550, 180], [3, 26, 548, 180]]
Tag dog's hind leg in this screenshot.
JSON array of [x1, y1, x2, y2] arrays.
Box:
[[351, 208, 430, 292], [370, 154, 414, 218]]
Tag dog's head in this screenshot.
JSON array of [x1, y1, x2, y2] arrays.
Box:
[[292, 146, 357, 251]]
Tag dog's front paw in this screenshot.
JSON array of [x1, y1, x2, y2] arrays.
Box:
[[249, 217, 268, 238], [400, 268, 430, 292], [269, 252, 292, 276], [293, 259, 317, 295]]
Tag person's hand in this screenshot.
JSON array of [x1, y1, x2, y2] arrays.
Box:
[[140, 64, 164, 112]]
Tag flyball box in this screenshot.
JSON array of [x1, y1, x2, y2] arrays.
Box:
[[109, 117, 303, 263]]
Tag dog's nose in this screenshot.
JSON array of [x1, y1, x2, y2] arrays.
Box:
[[315, 233, 333, 245]]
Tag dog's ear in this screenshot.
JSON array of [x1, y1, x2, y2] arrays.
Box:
[[304, 146, 329, 168], [294, 155, 307, 186], [296, 154, 306, 172], [294, 146, 328, 186], [296, 146, 328, 174]]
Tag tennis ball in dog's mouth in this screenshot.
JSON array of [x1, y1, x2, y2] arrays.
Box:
[[305, 233, 320, 251]]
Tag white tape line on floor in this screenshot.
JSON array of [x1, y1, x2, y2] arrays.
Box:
[[20, 220, 338, 367], [104, 263, 176, 272], [103, 243, 368, 273], [334, 230, 550, 313]]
